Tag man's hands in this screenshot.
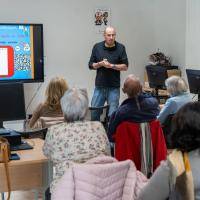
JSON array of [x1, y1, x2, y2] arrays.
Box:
[[93, 59, 127, 71], [99, 59, 113, 69], [93, 59, 113, 69]]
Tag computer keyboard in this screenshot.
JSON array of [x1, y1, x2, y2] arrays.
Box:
[[10, 141, 33, 151]]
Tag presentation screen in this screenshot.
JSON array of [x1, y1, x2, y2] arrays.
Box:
[[0, 23, 44, 83]]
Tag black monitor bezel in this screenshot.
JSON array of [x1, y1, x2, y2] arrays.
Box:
[[186, 69, 200, 95], [0, 82, 26, 123], [0, 23, 44, 83], [146, 65, 168, 90]]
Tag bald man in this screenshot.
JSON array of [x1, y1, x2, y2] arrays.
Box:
[[89, 26, 128, 121], [108, 74, 160, 142]]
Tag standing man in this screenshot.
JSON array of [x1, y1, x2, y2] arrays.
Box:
[[89, 26, 128, 120]]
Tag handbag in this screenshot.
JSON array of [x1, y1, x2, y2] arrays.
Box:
[[168, 150, 194, 200], [0, 137, 11, 200]]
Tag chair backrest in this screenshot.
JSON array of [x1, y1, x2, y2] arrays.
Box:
[[39, 116, 65, 128], [22, 116, 64, 139], [85, 105, 109, 130], [21, 127, 48, 139], [113, 120, 167, 174], [162, 114, 175, 148]]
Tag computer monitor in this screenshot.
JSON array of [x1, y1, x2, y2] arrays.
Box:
[[146, 65, 168, 96], [0, 82, 26, 128], [186, 69, 200, 101], [0, 23, 44, 83]]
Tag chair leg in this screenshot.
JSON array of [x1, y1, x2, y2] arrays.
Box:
[[33, 189, 39, 200], [110, 142, 115, 157], [1, 192, 5, 200]]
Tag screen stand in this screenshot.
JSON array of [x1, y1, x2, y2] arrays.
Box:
[[0, 121, 4, 128], [0, 121, 6, 135], [0, 121, 11, 135], [152, 87, 159, 102], [155, 88, 159, 98]]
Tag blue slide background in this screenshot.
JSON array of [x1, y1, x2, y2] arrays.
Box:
[[0, 25, 33, 80]]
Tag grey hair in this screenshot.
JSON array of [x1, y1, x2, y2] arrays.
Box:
[[60, 88, 89, 122], [165, 76, 188, 96]]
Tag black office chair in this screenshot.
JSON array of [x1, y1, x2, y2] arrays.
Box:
[[85, 105, 110, 131], [21, 116, 64, 139], [20, 127, 48, 140], [162, 114, 174, 148]]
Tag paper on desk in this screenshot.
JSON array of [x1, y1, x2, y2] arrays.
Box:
[[0, 47, 8, 75], [3, 120, 24, 132]]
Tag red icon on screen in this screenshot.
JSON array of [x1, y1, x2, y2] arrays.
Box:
[[0, 46, 14, 77]]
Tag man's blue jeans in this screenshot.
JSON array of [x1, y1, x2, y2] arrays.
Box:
[[91, 87, 120, 121]]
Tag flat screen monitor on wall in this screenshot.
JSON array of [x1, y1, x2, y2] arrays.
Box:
[[0, 23, 44, 83], [0, 83, 26, 128]]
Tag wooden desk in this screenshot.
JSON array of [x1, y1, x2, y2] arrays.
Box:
[[0, 139, 51, 196], [143, 87, 169, 96], [143, 87, 169, 104]]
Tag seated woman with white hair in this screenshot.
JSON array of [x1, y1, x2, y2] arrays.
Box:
[[157, 76, 192, 124], [43, 88, 111, 193]]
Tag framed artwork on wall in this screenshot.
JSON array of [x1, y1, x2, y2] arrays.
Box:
[[94, 8, 111, 33]]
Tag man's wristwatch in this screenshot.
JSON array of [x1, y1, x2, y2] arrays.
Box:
[[112, 64, 116, 69]]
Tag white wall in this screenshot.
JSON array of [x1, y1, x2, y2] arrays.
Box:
[[186, 0, 200, 69], [152, 0, 200, 83], [153, 0, 186, 72], [0, 0, 156, 114], [1, 0, 190, 115]]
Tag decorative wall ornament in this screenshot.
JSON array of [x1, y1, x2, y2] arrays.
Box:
[[94, 7, 111, 33]]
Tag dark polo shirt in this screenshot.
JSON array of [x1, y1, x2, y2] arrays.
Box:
[[89, 41, 128, 88]]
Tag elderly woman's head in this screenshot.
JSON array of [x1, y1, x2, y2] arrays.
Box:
[[45, 77, 68, 110], [171, 101, 200, 152], [165, 76, 188, 96], [60, 88, 88, 122]]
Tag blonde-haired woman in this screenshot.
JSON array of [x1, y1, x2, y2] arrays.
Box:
[[29, 77, 68, 128]]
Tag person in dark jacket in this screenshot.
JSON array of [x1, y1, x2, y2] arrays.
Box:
[[108, 74, 160, 142]]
